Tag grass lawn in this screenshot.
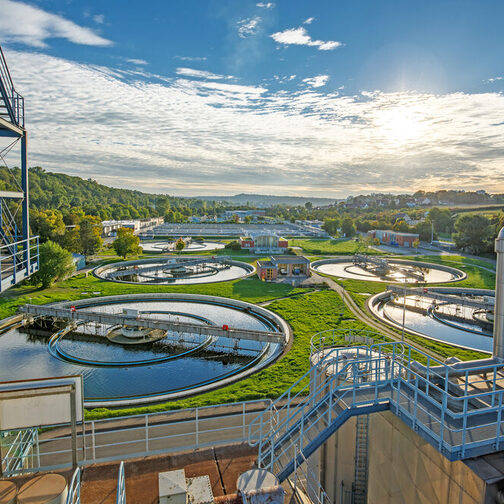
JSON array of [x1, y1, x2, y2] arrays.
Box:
[[0, 273, 310, 320], [290, 238, 382, 256]]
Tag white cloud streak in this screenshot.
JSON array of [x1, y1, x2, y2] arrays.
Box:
[[270, 26, 342, 51], [303, 75, 329, 88], [175, 56, 208, 62], [237, 17, 262, 38], [303, 17, 315, 25], [0, 0, 113, 47], [175, 67, 233, 80], [125, 58, 148, 66], [4, 50, 504, 197], [256, 2, 274, 8]]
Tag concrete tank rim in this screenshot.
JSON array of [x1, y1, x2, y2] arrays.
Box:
[[310, 256, 467, 284], [19, 292, 292, 407], [93, 257, 256, 285]]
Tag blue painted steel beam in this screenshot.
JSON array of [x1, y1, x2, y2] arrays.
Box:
[[277, 402, 390, 483], [21, 132, 29, 270]]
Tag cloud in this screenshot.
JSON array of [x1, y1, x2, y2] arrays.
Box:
[[485, 76, 503, 83], [4, 50, 504, 197], [175, 67, 233, 80], [125, 58, 148, 66], [256, 2, 274, 8], [303, 75, 329, 88], [303, 17, 315, 25], [93, 14, 105, 24], [237, 16, 262, 38], [0, 0, 113, 47], [270, 26, 342, 51], [175, 56, 208, 62]]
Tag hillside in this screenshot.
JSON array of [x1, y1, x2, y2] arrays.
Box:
[[0, 167, 222, 220], [194, 193, 338, 208]]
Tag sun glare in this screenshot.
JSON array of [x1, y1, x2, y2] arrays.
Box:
[[378, 109, 424, 144]]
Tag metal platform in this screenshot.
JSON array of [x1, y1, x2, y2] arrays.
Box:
[[249, 341, 504, 482], [19, 304, 285, 344], [387, 285, 494, 310]]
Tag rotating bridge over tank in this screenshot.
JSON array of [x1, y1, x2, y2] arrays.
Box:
[[94, 256, 255, 285], [311, 256, 466, 284]]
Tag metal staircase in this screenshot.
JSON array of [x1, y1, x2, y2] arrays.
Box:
[[353, 415, 369, 503], [249, 341, 504, 486], [0, 45, 38, 292]]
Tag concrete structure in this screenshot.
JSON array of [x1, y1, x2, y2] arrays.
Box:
[[256, 256, 310, 281], [240, 233, 288, 254], [368, 229, 419, 247], [101, 217, 163, 237], [223, 210, 266, 221]]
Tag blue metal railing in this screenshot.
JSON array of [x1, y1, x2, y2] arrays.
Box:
[[249, 339, 504, 480], [66, 468, 81, 504], [116, 461, 127, 504], [0, 236, 39, 291], [0, 46, 24, 127]]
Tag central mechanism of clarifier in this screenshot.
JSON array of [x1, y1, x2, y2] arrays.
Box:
[[311, 255, 466, 284], [94, 256, 255, 285]]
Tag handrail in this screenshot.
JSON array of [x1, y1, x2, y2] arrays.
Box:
[[251, 339, 504, 476], [0, 45, 25, 127], [65, 467, 81, 504], [116, 461, 126, 504]]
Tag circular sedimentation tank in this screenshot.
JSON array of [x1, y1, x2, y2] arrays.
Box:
[[0, 294, 289, 407], [140, 241, 225, 253], [368, 287, 495, 352], [94, 256, 254, 285], [311, 257, 466, 284]]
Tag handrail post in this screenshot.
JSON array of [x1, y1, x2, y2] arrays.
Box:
[[195, 408, 199, 446], [145, 415, 149, 453]]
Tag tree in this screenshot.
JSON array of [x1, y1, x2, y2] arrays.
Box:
[[305, 201, 313, 211], [244, 215, 252, 224], [113, 227, 142, 259], [31, 240, 75, 288], [392, 220, 410, 233], [341, 217, 356, 237], [415, 220, 436, 242], [30, 209, 65, 242], [322, 217, 341, 237], [175, 237, 186, 251], [453, 214, 494, 255], [428, 207, 453, 234], [79, 216, 103, 256]]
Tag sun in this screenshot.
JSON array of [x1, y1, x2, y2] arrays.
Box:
[[378, 108, 424, 144]]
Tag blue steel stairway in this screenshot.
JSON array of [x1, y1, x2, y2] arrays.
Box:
[[249, 342, 504, 483]]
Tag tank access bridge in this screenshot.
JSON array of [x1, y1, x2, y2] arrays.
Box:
[[353, 254, 425, 282], [106, 256, 232, 280], [387, 285, 495, 311], [18, 304, 286, 345]]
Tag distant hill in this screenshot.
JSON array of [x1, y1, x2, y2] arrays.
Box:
[[193, 193, 339, 208]]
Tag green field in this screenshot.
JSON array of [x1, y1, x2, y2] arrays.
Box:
[[290, 238, 382, 256]]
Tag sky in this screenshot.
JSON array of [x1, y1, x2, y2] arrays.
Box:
[[0, 0, 504, 198]]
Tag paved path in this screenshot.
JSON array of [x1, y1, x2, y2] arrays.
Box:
[[311, 272, 445, 360]]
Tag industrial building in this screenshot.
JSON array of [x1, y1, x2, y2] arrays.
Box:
[[256, 256, 310, 281], [240, 232, 289, 254], [368, 229, 419, 247]]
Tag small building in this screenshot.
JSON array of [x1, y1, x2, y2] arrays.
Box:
[[72, 253, 86, 270], [368, 229, 419, 248], [240, 232, 288, 254], [257, 256, 310, 281]]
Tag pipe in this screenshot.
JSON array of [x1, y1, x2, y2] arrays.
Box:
[[494, 227, 504, 359]]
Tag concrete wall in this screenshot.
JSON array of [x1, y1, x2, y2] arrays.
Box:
[[366, 411, 485, 504]]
